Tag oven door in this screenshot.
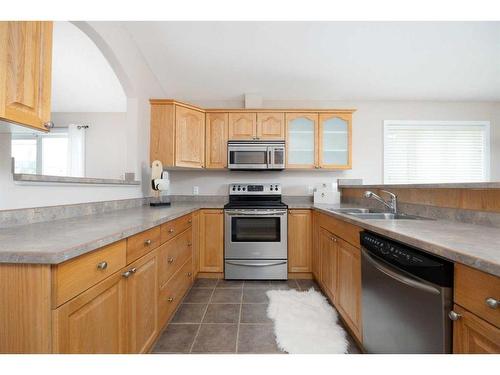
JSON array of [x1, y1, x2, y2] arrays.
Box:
[[224, 209, 287, 259], [227, 146, 269, 169]]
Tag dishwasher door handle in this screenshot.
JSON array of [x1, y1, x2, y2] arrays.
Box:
[[226, 260, 287, 267], [362, 248, 440, 295]]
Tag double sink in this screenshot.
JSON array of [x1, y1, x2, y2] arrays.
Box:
[[329, 208, 431, 221]]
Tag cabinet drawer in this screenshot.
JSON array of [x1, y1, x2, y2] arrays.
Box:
[[455, 264, 500, 328], [158, 228, 192, 288], [160, 214, 192, 243], [158, 258, 193, 328], [52, 240, 126, 307], [127, 227, 161, 264], [316, 211, 361, 249]]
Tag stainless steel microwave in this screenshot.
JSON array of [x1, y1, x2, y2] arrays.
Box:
[[227, 141, 285, 170]]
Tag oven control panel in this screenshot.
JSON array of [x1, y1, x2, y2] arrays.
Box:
[[229, 183, 281, 195]]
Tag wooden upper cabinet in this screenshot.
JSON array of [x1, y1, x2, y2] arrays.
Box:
[[53, 272, 127, 354], [205, 112, 228, 168], [453, 305, 500, 354], [175, 106, 205, 168], [336, 238, 362, 341], [285, 113, 319, 169], [257, 112, 285, 140], [228, 112, 256, 140], [319, 113, 352, 169], [288, 210, 312, 273], [199, 209, 224, 273], [0, 21, 53, 131]]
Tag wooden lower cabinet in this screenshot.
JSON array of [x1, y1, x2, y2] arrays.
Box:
[[52, 271, 127, 354], [336, 238, 362, 340], [453, 305, 500, 354], [312, 214, 321, 280], [199, 209, 224, 273], [319, 227, 337, 301], [123, 250, 158, 354], [288, 210, 312, 273]]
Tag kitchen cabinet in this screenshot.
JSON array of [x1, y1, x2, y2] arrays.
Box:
[[285, 113, 318, 169], [319, 113, 352, 169], [288, 209, 312, 273], [199, 209, 224, 273], [0, 21, 53, 131], [336, 238, 362, 339], [206, 112, 228, 168], [123, 250, 158, 354], [228, 112, 256, 140], [257, 112, 285, 140], [319, 227, 338, 302], [52, 271, 127, 354], [312, 213, 322, 280], [150, 101, 205, 168], [452, 305, 500, 354], [192, 210, 200, 278]]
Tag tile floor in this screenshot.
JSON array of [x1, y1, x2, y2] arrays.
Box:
[[152, 278, 362, 354]]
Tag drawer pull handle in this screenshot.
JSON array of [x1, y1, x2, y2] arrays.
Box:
[[169, 228, 174, 233], [485, 297, 498, 309], [187, 242, 192, 247], [168, 297, 175, 302], [97, 261, 108, 270], [187, 272, 192, 277], [448, 310, 462, 321], [188, 219, 192, 224], [330, 237, 337, 242], [122, 267, 137, 278], [144, 239, 152, 245], [168, 257, 174, 264]]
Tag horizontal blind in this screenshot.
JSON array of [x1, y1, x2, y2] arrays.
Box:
[[384, 121, 490, 184]]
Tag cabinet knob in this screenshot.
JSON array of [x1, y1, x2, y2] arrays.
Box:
[[144, 239, 152, 245], [485, 297, 498, 309], [96, 261, 108, 270], [187, 242, 192, 247], [188, 219, 192, 224], [167, 257, 174, 264], [44, 121, 55, 129], [168, 297, 175, 302], [187, 272, 192, 277], [169, 228, 174, 233], [330, 237, 337, 242], [122, 267, 137, 278], [448, 310, 462, 321]]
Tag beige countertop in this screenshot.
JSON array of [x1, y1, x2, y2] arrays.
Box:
[[1, 201, 499, 277]]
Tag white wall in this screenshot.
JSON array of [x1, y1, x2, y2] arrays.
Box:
[[169, 100, 500, 196], [51, 112, 128, 179], [0, 22, 165, 210]]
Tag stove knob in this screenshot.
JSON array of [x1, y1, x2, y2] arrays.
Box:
[[237, 187, 241, 191], [242, 187, 246, 191]]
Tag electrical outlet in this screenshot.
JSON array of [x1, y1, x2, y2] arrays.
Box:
[[193, 186, 199, 195], [307, 185, 314, 194]]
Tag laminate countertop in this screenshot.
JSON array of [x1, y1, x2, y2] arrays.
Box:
[[1, 202, 499, 278], [0, 203, 221, 264]]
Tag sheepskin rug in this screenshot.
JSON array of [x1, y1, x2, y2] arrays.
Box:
[[266, 288, 349, 354]]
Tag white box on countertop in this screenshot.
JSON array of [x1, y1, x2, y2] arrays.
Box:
[[313, 183, 340, 204]]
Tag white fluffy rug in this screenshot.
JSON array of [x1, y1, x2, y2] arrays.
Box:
[[266, 288, 349, 354]]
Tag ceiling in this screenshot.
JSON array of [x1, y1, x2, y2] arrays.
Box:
[[51, 21, 127, 112], [124, 21, 500, 102]]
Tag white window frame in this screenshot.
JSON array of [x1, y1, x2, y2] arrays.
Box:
[[383, 120, 491, 184]]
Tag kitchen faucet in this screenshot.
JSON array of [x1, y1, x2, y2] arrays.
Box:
[[364, 190, 398, 214]]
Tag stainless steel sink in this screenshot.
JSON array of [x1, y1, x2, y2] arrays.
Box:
[[329, 208, 372, 214], [346, 212, 432, 220]]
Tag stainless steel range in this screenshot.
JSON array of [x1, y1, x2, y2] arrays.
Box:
[[224, 183, 288, 280]]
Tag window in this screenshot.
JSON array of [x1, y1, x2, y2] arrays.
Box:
[[384, 121, 490, 184]]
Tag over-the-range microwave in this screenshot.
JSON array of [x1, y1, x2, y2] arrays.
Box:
[[227, 140, 285, 170]]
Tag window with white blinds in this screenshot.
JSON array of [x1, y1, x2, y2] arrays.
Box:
[[384, 121, 490, 184]]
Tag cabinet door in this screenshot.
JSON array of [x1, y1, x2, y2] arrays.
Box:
[[205, 112, 228, 168], [0, 22, 53, 131], [192, 210, 200, 278], [288, 210, 312, 273], [319, 113, 352, 169], [124, 251, 158, 353], [228, 112, 256, 140], [175, 106, 205, 168], [337, 238, 362, 340], [53, 272, 127, 354], [199, 209, 224, 272], [257, 112, 285, 140], [312, 213, 321, 281], [453, 305, 500, 354], [285, 113, 318, 169], [319, 227, 337, 301]]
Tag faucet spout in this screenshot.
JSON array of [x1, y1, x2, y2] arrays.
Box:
[[364, 190, 398, 214]]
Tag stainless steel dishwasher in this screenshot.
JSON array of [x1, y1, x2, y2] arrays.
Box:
[[360, 231, 454, 353]]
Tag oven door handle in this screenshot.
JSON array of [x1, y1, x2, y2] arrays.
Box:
[[225, 210, 287, 216], [226, 260, 287, 267], [362, 248, 440, 295]]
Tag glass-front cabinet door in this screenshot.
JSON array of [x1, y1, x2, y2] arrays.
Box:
[[285, 113, 318, 169], [319, 113, 352, 169]]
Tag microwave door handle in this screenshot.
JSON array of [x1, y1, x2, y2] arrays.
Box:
[[267, 148, 272, 168]]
